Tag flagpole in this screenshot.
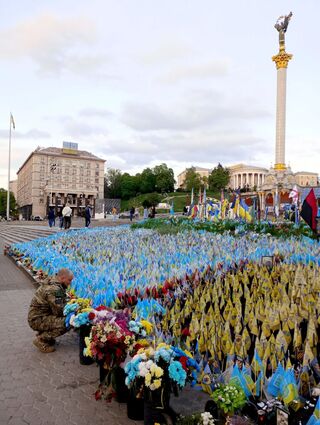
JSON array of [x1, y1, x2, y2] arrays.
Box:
[[6, 115, 12, 221]]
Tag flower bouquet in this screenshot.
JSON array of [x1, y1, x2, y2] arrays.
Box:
[[176, 411, 216, 425], [211, 384, 246, 424], [125, 344, 199, 412]]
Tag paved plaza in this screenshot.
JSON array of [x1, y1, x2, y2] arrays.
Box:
[[0, 224, 208, 425]]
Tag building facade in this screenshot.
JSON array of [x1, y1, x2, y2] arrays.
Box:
[[177, 164, 268, 191], [294, 172, 318, 187], [228, 164, 268, 190], [177, 167, 210, 189], [17, 144, 105, 220], [9, 180, 18, 202]]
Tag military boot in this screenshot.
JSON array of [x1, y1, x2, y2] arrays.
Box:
[[33, 337, 56, 353]]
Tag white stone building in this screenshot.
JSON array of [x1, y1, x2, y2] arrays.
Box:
[[17, 143, 105, 220]]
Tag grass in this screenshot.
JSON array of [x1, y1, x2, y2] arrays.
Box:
[[121, 191, 221, 212]]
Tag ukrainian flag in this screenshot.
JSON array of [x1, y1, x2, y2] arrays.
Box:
[[306, 397, 320, 425], [239, 199, 253, 223]]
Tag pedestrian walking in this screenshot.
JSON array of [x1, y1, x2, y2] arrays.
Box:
[[62, 203, 72, 229], [28, 268, 73, 353], [85, 204, 91, 227], [48, 207, 55, 227], [57, 208, 64, 229], [129, 206, 135, 222]]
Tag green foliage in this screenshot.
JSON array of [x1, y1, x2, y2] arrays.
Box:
[[0, 189, 17, 217], [153, 163, 175, 193], [104, 168, 122, 198], [120, 173, 139, 200], [184, 167, 202, 191], [140, 168, 156, 194], [141, 193, 162, 208], [212, 384, 246, 415], [208, 163, 230, 191]]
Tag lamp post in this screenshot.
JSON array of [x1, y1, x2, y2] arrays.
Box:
[[50, 163, 57, 209]]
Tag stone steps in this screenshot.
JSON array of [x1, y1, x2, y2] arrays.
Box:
[[0, 224, 59, 246]]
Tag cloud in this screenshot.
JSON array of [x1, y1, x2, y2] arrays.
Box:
[[78, 108, 113, 118], [0, 13, 109, 77], [139, 41, 193, 65], [0, 129, 50, 139], [159, 60, 229, 84], [60, 117, 108, 138], [98, 129, 269, 169], [121, 91, 271, 131]]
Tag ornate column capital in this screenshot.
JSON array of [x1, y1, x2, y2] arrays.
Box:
[[272, 51, 293, 69]]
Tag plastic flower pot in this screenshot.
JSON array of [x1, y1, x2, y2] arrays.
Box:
[[79, 325, 94, 365], [127, 387, 144, 421], [143, 386, 172, 425]]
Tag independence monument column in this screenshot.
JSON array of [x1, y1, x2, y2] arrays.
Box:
[[272, 12, 293, 171]]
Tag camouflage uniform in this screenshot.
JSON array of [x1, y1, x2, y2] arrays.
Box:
[[28, 278, 68, 342]]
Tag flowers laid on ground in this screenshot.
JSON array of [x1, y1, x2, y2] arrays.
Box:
[[8, 221, 320, 310], [125, 344, 200, 394], [63, 296, 93, 328], [212, 384, 246, 415]]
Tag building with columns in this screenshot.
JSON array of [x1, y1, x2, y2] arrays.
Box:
[[17, 143, 105, 220], [228, 164, 268, 190], [176, 163, 268, 191]]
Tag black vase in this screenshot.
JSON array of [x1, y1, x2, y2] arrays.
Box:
[[113, 367, 129, 403], [144, 387, 172, 425], [79, 325, 94, 365], [127, 388, 144, 421]]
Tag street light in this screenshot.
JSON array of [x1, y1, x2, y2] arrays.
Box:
[[50, 163, 57, 207]]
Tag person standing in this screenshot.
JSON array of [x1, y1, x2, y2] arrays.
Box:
[[129, 206, 135, 222], [112, 206, 117, 221], [85, 204, 91, 227], [57, 208, 64, 229], [143, 207, 149, 220], [28, 268, 73, 353], [62, 203, 72, 229], [48, 207, 55, 228]]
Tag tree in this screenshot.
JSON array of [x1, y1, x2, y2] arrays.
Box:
[[142, 193, 161, 208], [139, 168, 156, 194], [120, 173, 139, 200], [184, 167, 202, 191], [208, 163, 230, 191], [0, 189, 17, 217], [153, 163, 175, 193], [104, 168, 122, 198]]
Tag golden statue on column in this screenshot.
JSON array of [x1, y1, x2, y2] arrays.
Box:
[[272, 12, 293, 171]]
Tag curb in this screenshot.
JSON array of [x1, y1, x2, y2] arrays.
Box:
[[5, 252, 40, 287]]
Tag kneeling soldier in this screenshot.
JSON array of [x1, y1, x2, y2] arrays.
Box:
[[28, 268, 73, 353]]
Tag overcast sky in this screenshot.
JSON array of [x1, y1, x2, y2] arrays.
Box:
[[1, 0, 319, 188]]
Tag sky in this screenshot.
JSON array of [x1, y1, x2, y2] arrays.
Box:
[[0, 0, 319, 188]]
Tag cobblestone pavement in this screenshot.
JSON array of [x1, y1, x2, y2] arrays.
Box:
[[0, 228, 208, 425]]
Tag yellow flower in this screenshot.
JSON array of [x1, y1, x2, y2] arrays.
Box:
[[136, 339, 150, 347], [140, 320, 153, 334], [152, 379, 162, 390], [156, 342, 170, 350], [145, 372, 151, 386]]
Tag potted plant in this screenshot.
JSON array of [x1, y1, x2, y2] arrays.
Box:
[[211, 384, 246, 424]]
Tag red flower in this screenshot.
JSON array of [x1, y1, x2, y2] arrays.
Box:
[[179, 356, 188, 372], [181, 327, 190, 336], [88, 312, 95, 321], [96, 305, 108, 311]]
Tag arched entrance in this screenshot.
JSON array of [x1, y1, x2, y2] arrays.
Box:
[[265, 193, 273, 206]]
